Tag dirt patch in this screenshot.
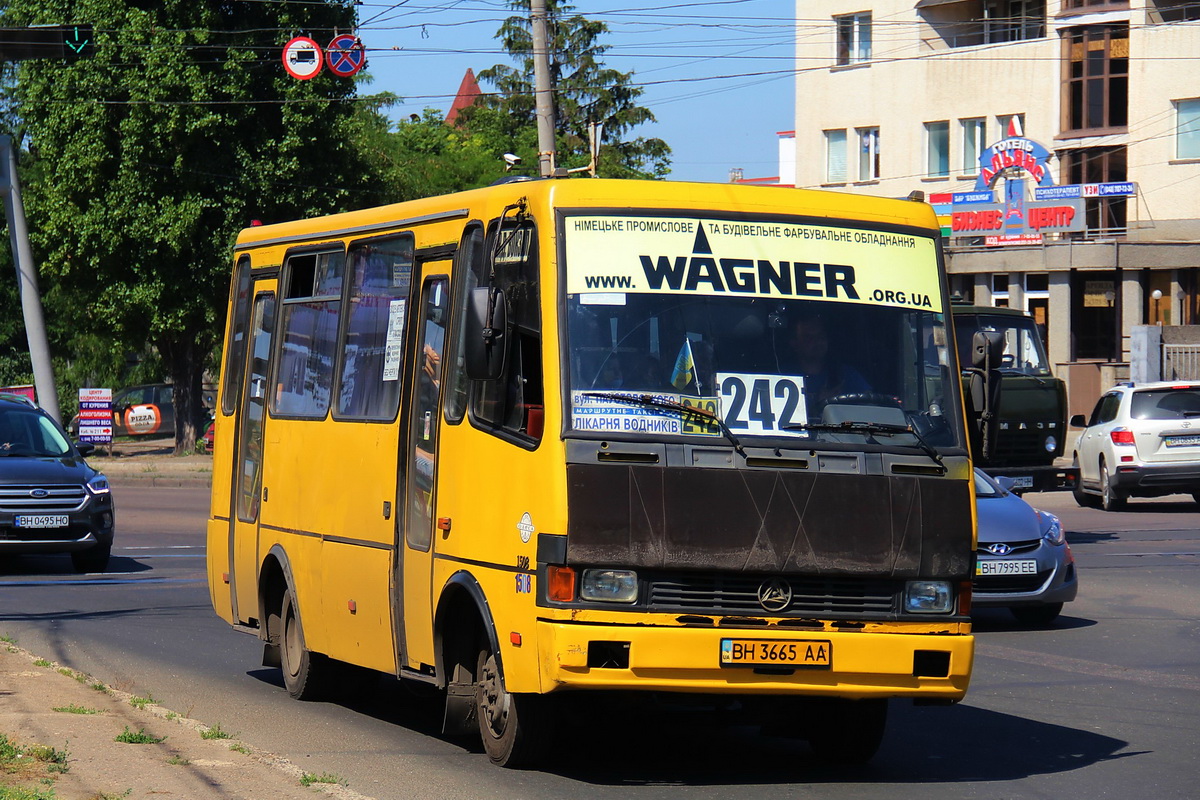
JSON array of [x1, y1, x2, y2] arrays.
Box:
[[0, 644, 373, 800]]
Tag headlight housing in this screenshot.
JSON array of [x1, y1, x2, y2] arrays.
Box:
[[1044, 434, 1057, 453], [1038, 511, 1065, 546], [904, 580, 953, 614], [580, 569, 638, 603], [86, 474, 111, 495]]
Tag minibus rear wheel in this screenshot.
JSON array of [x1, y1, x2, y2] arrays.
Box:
[[280, 589, 333, 700], [475, 644, 553, 767]]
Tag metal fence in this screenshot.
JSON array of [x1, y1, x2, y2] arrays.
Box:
[[1163, 344, 1200, 381]]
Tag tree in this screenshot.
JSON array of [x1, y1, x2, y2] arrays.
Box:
[[2, 0, 392, 452], [361, 108, 511, 197], [476, 0, 670, 179]]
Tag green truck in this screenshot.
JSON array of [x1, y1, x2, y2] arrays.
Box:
[[952, 303, 1077, 493]]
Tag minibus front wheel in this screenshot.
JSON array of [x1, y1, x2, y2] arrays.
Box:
[[475, 643, 553, 767]]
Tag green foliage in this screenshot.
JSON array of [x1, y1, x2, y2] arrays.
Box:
[[113, 727, 164, 745], [476, 0, 671, 178], [128, 695, 155, 711], [1, 0, 393, 449], [199, 723, 231, 740], [51, 705, 100, 715], [299, 772, 345, 788]]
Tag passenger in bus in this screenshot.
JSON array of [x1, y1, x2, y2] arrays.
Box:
[[782, 312, 871, 403]]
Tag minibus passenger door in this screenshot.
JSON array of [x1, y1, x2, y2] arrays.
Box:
[[230, 289, 275, 624], [400, 273, 450, 668]]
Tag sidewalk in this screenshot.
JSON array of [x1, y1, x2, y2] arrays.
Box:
[[83, 438, 213, 488], [0, 643, 371, 800], [1, 440, 377, 798]]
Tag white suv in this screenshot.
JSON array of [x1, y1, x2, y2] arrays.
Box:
[[1070, 381, 1200, 511]]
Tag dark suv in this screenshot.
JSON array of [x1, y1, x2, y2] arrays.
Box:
[[0, 396, 115, 572]]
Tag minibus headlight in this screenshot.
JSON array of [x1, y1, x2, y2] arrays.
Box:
[[580, 569, 639, 603], [904, 580, 953, 614]]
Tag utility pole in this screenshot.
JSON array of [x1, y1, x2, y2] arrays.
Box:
[[530, 0, 556, 178], [0, 24, 95, 423], [0, 135, 60, 422]]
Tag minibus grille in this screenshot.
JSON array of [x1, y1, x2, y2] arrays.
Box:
[[646, 574, 900, 617]]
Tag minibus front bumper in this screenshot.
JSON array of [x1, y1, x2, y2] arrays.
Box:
[[535, 620, 973, 700]]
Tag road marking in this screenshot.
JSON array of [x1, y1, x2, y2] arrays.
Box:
[[978, 643, 1200, 692], [117, 545, 203, 550], [0, 578, 204, 587], [1083, 551, 1200, 557], [115, 554, 207, 559]]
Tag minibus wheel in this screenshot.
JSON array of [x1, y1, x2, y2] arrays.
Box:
[[280, 589, 332, 700], [475, 645, 552, 767]]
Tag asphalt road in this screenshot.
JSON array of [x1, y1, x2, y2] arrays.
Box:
[[1, 483, 1198, 799]]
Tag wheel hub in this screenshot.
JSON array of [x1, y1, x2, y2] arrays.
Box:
[[478, 656, 510, 737]]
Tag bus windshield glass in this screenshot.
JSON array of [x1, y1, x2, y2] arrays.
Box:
[[563, 213, 962, 450], [953, 313, 1051, 377]]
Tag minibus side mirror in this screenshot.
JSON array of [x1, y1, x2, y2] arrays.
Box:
[[971, 330, 1005, 369], [465, 286, 508, 381]]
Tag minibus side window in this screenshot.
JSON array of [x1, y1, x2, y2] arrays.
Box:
[[448, 217, 543, 444], [336, 235, 414, 420], [445, 224, 484, 424], [273, 249, 344, 419], [220, 256, 253, 417]]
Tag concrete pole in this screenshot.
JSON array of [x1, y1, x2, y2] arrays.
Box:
[[531, 0, 556, 178], [0, 135, 60, 423]]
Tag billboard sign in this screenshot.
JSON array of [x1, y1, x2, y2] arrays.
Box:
[[77, 387, 113, 444]]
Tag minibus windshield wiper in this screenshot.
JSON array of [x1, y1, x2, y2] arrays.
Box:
[[784, 420, 944, 468], [580, 391, 746, 459]]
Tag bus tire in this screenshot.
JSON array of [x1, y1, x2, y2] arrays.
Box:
[[475, 645, 552, 768], [280, 589, 332, 701], [807, 698, 888, 764]]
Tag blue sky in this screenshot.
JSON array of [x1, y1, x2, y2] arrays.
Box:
[[348, 0, 795, 183]]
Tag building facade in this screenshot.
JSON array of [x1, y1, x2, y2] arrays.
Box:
[[787, 0, 1200, 411]]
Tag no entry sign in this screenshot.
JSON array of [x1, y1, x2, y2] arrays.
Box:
[[326, 34, 366, 77], [282, 36, 322, 80]]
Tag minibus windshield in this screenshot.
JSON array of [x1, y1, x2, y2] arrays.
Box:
[[562, 212, 962, 450]]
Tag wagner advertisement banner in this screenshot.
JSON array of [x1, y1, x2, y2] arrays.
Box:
[[563, 214, 942, 313]]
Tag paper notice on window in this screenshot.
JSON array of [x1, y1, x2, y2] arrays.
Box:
[[383, 300, 406, 381]]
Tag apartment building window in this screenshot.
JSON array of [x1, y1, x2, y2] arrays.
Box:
[[984, 0, 1046, 43], [857, 127, 880, 180], [992, 274, 1010, 308], [1177, 98, 1200, 160], [825, 129, 848, 182], [919, 0, 1045, 47], [926, 121, 950, 178], [1063, 146, 1127, 232], [1063, 0, 1130, 9], [1062, 24, 1129, 136], [997, 113, 1026, 138], [1149, 0, 1200, 22], [961, 118, 986, 173], [836, 13, 872, 65]]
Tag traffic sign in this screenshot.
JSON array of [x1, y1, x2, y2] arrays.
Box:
[[282, 36, 322, 80], [0, 25, 93, 61], [326, 34, 366, 77]]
